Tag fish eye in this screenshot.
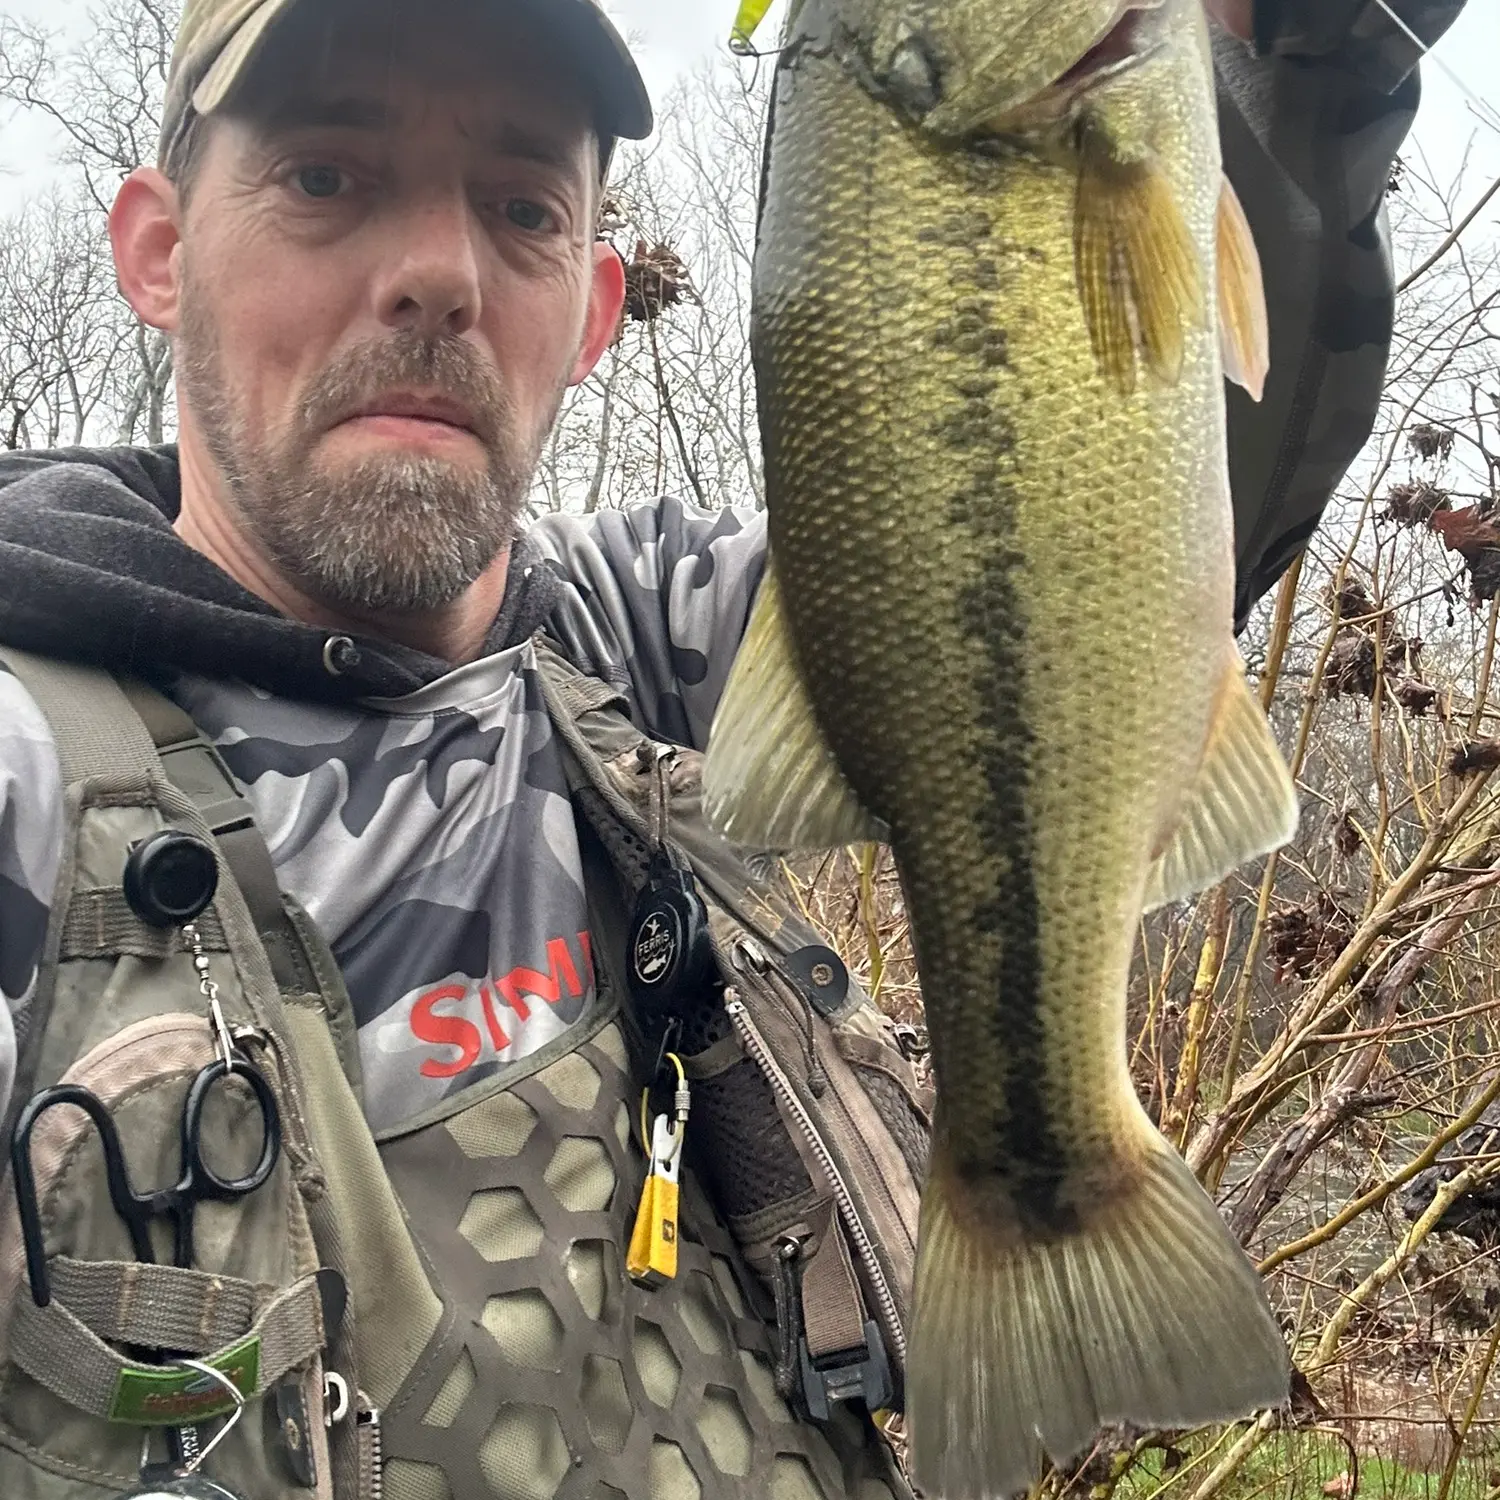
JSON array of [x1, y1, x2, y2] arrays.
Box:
[[882, 33, 943, 116]]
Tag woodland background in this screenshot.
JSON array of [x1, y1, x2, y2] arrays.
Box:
[[4, 4, 1500, 1498]]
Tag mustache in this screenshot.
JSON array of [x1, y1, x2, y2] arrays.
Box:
[[299, 333, 510, 447]]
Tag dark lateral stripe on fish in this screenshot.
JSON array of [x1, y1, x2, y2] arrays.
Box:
[[954, 523, 1075, 1233], [937, 236, 1073, 1227]]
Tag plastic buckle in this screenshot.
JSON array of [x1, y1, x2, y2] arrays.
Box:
[[796, 1318, 893, 1421]]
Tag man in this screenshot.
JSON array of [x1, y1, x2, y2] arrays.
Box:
[[0, 0, 1468, 1497], [0, 6, 927, 1498]]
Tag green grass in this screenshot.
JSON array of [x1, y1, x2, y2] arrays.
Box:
[[1109, 1430, 1494, 1500]]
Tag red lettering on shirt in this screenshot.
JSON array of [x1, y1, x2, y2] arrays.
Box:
[[411, 984, 483, 1079], [478, 980, 510, 1052], [408, 933, 596, 1081]]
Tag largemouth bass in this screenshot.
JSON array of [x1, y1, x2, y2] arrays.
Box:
[[705, 0, 1297, 1494]]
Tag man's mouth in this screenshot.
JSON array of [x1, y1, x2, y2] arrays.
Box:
[[341, 392, 482, 439]]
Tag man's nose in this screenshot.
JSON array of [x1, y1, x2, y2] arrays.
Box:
[[375, 188, 483, 339]]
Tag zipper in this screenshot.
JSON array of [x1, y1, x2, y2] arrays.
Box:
[[357, 1402, 382, 1500], [731, 935, 916, 1258], [723, 990, 907, 1367]]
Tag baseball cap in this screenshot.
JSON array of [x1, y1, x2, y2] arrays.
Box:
[[159, 0, 654, 166]]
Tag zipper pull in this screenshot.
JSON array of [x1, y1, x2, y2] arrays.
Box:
[[770, 1234, 807, 1400]]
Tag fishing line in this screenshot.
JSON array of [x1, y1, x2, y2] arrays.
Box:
[[1370, 0, 1500, 137]]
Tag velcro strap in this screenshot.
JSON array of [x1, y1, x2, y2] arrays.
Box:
[[800, 1200, 869, 1361], [534, 637, 630, 720], [9, 1260, 324, 1419], [60, 893, 229, 961]]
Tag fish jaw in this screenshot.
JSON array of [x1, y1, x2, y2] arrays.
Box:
[[841, 0, 1179, 142]]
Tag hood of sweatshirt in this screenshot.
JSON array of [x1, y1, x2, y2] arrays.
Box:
[[0, 444, 561, 702]]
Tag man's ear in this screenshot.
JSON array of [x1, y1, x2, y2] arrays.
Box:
[[110, 168, 184, 333], [569, 240, 626, 385]]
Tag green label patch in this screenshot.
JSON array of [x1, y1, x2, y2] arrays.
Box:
[[108, 1337, 260, 1426]]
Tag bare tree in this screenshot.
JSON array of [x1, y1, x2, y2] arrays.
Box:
[[530, 59, 768, 517], [0, 192, 145, 449], [0, 0, 178, 447]]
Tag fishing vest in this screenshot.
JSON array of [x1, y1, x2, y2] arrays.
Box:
[[0, 638, 927, 1500]]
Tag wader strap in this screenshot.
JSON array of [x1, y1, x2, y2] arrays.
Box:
[[0, 650, 159, 784], [9, 1261, 324, 1418], [800, 1201, 869, 1362], [116, 678, 320, 998]]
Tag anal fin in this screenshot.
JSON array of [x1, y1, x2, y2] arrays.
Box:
[[1143, 660, 1298, 910], [703, 560, 886, 849], [1217, 174, 1269, 401]]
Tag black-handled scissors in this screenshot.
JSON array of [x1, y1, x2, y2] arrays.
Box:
[[10, 1054, 282, 1309]]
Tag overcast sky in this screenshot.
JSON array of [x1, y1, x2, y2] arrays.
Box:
[[0, 0, 1496, 221]]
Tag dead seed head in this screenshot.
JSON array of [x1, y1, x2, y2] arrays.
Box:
[[1380, 480, 1450, 528], [1407, 423, 1455, 461], [1447, 739, 1500, 776]]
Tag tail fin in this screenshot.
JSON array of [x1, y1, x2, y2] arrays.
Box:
[[906, 1139, 1288, 1499]]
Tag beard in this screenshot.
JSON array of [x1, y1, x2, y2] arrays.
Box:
[[175, 277, 563, 616]]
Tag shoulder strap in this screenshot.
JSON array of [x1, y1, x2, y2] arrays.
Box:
[[1, 651, 159, 784], [115, 678, 362, 1087], [0, 646, 337, 1013], [113, 677, 320, 1000], [530, 635, 908, 1412]]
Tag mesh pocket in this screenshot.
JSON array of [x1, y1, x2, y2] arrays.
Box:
[[688, 1058, 813, 1218]]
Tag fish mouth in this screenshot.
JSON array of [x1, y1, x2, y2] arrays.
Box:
[[1053, 2, 1168, 96]]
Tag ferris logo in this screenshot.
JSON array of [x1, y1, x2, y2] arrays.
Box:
[[410, 931, 594, 1079]]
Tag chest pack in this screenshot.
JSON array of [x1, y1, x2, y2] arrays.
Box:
[[0, 639, 928, 1500]]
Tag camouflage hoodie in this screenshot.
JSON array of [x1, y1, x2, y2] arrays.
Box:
[[0, 444, 765, 1135]]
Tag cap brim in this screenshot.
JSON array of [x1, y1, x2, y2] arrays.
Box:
[[192, 0, 652, 142], [514, 0, 653, 141], [191, 0, 298, 118]]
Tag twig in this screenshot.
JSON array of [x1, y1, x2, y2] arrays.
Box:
[[1436, 1316, 1500, 1500], [1256, 1064, 1500, 1273], [1309, 1132, 1500, 1370], [1398, 173, 1500, 294]]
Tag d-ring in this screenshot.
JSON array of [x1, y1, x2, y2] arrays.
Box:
[[171, 1358, 246, 1474]]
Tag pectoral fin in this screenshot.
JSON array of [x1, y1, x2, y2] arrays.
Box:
[[703, 560, 887, 849], [1217, 175, 1269, 401], [1143, 662, 1299, 909], [1075, 126, 1204, 396]]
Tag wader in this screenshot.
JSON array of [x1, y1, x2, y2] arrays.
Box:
[[0, 639, 928, 1500]]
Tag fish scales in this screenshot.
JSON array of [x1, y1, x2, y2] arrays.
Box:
[[707, 0, 1298, 1491], [760, 9, 1225, 1220]]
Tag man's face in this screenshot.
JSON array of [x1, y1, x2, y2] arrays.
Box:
[[169, 1, 611, 615]]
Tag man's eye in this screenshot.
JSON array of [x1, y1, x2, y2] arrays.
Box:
[[295, 165, 347, 199], [504, 198, 554, 232]]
